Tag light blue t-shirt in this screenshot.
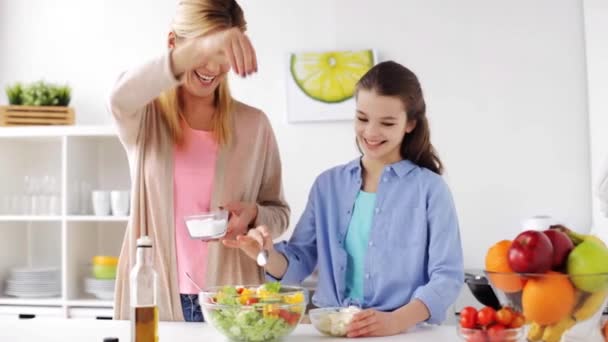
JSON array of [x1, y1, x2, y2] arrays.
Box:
[[344, 190, 376, 302]]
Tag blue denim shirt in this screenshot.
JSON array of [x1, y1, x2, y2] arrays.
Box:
[[272, 158, 464, 324]]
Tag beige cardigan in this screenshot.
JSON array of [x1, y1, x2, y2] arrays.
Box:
[[108, 52, 290, 321]]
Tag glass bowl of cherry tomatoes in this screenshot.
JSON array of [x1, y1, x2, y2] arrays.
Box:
[[457, 305, 526, 342]]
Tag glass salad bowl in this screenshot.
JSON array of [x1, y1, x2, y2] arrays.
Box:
[[199, 283, 308, 342]]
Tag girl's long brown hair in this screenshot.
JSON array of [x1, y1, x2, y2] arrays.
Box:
[[356, 61, 443, 174]]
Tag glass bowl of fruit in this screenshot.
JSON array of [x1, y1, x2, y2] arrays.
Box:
[[199, 282, 308, 342], [483, 226, 608, 342]]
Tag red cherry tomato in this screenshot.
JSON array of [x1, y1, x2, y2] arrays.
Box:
[[245, 297, 259, 305], [289, 311, 301, 325], [467, 329, 488, 342], [278, 309, 299, 325], [236, 287, 244, 295], [460, 306, 478, 328], [487, 324, 506, 341], [461, 315, 476, 329], [476, 306, 496, 327], [495, 308, 513, 326]]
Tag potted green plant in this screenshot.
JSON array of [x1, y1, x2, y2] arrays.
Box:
[[1, 81, 74, 126]]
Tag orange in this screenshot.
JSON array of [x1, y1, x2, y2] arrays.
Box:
[[522, 272, 575, 325], [485, 240, 525, 293]]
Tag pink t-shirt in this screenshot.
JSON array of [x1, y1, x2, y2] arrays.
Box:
[[174, 120, 218, 294]]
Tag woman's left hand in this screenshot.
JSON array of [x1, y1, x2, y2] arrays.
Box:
[[222, 202, 258, 240], [346, 309, 404, 338]]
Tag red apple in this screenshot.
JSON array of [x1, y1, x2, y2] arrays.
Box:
[[543, 229, 574, 269], [508, 230, 554, 273]]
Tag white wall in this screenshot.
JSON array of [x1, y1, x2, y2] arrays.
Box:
[[0, 0, 592, 269], [583, 0, 608, 242]]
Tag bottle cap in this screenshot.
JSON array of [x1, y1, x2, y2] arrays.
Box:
[[103, 338, 119, 342], [137, 235, 152, 248]]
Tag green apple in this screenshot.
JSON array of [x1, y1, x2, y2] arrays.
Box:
[[567, 239, 608, 292]]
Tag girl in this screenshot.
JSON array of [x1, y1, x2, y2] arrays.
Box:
[[109, 0, 289, 321], [224, 61, 464, 337]]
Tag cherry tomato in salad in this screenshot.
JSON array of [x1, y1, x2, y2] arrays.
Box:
[[278, 309, 299, 325], [289, 311, 301, 325], [245, 297, 259, 305]]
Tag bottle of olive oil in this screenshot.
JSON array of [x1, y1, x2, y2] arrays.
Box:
[[130, 236, 158, 342]]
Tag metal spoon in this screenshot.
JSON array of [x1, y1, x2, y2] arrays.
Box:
[[185, 272, 203, 292], [256, 249, 269, 267]]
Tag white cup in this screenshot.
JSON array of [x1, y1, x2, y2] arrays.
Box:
[[92, 191, 111, 216], [110, 190, 130, 216]]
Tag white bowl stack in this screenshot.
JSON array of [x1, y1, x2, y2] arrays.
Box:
[[4, 267, 61, 298], [84, 277, 115, 300]]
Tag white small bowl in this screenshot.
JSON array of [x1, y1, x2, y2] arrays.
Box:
[[309, 306, 361, 337], [184, 210, 229, 241]]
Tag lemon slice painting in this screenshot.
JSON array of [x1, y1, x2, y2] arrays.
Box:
[[290, 50, 375, 104]]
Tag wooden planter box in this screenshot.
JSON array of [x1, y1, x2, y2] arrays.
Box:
[[0, 105, 75, 126]]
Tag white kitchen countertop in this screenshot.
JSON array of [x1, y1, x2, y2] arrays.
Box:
[[0, 318, 458, 341]]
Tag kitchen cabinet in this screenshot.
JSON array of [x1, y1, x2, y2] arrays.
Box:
[[0, 125, 129, 319]]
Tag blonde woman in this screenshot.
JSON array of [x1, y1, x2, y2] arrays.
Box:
[[108, 0, 289, 321]]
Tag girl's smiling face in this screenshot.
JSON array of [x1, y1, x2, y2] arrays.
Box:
[[355, 89, 416, 164]]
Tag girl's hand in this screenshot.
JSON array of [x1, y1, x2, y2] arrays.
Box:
[[346, 309, 404, 338], [221, 201, 257, 240], [222, 225, 274, 261]]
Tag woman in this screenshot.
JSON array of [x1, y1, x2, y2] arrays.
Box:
[[108, 0, 289, 321], [225, 61, 464, 337]]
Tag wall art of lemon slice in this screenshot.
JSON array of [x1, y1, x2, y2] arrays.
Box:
[[290, 50, 375, 103]]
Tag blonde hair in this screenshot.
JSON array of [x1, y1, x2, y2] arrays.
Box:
[[157, 0, 246, 146]]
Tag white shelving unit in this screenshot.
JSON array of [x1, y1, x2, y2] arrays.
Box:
[[0, 125, 129, 320]]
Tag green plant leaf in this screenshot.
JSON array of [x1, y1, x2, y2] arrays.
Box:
[[17, 80, 72, 106], [5, 83, 23, 105]]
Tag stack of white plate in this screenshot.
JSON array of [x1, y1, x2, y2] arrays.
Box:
[[4, 267, 61, 298], [84, 277, 115, 300]]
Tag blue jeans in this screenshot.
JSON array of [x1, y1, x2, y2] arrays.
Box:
[[180, 294, 204, 322]]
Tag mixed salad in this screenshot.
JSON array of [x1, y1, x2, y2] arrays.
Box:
[[205, 282, 306, 342]]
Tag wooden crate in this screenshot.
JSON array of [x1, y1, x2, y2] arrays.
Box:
[[0, 105, 75, 126]]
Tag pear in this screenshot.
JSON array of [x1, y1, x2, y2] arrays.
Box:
[[566, 239, 608, 292]]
